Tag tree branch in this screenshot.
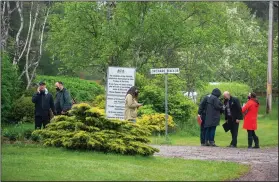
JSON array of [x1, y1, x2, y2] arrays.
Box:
[[17, 2, 33, 63], [13, 1, 24, 65]]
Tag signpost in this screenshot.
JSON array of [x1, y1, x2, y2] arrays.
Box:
[[106, 67, 136, 120], [150, 68, 180, 141]]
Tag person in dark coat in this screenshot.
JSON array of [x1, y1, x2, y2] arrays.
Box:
[[204, 88, 224, 147], [198, 94, 211, 146], [54, 81, 73, 115], [223, 91, 243, 148], [32, 81, 56, 129]]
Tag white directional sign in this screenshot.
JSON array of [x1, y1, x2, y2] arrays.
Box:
[[106, 67, 136, 120], [150, 68, 180, 75]]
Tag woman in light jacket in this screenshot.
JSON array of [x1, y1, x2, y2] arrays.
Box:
[[242, 92, 260, 149], [124, 86, 142, 122]]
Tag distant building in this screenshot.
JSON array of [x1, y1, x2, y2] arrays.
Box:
[[184, 91, 198, 103], [209, 82, 220, 85]]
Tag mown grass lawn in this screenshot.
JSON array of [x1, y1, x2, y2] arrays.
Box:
[[2, 144, 249, 181]]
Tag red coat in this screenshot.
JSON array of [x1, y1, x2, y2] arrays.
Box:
[[242, 99, 260, 130]]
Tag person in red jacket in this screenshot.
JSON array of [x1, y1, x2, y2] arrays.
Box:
[[242, 92, 260, 149]]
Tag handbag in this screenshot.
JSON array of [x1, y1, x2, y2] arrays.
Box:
[[222, 122, 230, 132], [197, 115, 202, 126]]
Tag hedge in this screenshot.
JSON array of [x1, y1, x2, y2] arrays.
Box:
[[29, 75, 104, 102]]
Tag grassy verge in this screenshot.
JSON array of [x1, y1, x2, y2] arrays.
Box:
[[2, 144, 249, 181]]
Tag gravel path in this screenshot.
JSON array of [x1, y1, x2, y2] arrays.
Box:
[[152, 145, 278, 181]]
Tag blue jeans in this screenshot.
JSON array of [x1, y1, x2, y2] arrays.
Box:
[[205, 126, 216, 142]]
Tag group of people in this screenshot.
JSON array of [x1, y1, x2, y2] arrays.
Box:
[[32, 81, 73, 129], [198, 88, 260, 149], [34, 82, 260, 149]]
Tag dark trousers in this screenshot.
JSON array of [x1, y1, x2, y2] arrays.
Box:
[[205, 126, 216, 142], [35, 116, 50, 129], [200, 116, 206, 144], [228, 117, 239, 147], [247, 130, 259, 147]]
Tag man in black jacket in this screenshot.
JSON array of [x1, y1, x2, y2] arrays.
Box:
[[32, 81, 56, 129], [198, 94, 211, 146], [223, 91, 243, 148]]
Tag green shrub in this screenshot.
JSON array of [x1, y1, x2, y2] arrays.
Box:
[[23, 129, 33, 140], [139, 85, 165, 112], [138, 105, 157, 116], [136, 74, 198, 134], [92, 94, 105, 109], [2, 123, 35, 141], [2, 128, 18, 141], [31, 132, 41, 142], [12, 97, 34, 123], [32, 103, 159, 156], [139, 85, 198, 132], [1, 53, 21, 123], [1, 123, 34, 141], [168, 93, 198, 131], [137, 113, 176, 134], [198, 82, 251, 104], [26, 75, 104, 102]]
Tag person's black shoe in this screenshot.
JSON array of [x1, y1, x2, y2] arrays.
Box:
[[209, 141, 218, 147], [248, 146, 253, 149], [205, 141, 210, 146], [253, 136, 260, 149], [253, 146, 260, 149], [227, 145, 237, 148]]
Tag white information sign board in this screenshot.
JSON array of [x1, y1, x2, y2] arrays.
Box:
[[106, 67, 136, 120]]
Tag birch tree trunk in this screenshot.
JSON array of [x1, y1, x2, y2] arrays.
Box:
[[25, 2, 39, 89], [13, 1, 24, 65], [27, 7, 50, 89]]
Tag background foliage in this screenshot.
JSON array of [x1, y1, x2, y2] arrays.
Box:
[[198, 82, 252, 104], [1, 53, 21, 123]]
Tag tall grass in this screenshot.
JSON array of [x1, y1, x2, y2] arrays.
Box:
[[258, 97, 278, 120]]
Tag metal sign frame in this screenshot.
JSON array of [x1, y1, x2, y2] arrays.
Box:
[[150, 68, 180, 141]]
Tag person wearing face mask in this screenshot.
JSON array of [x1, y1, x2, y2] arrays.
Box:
[[223, 91, 243, 148], [32, 81, 56, 129], [54, 81, 73, 115], [242, 92, 260, 149], [124, 86, 142, 122], [243, 93, 251, 107]]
